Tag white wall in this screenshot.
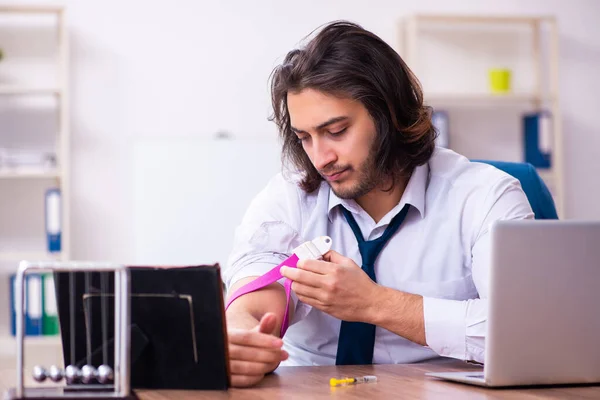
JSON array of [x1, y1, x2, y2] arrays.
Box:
[[15, 0, 600, 264]]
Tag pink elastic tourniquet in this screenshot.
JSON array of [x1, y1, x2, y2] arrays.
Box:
[[225, 254, 299, 337]]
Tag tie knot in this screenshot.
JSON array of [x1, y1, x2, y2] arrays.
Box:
[[343, 203, 411, 268]]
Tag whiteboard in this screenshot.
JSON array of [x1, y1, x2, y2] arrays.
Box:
[[133, 137, 282, 267]]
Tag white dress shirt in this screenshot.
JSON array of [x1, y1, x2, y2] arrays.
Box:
[[223, 147, 534, 366]]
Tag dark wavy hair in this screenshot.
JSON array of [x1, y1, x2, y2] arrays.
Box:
[[269, 21, 436, 193]]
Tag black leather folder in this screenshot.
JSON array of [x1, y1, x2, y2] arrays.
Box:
[[55, 265, 230, 390]]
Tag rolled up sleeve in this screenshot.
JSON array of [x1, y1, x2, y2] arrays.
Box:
[[423, 297, 486, 362], [223, 173, 305, 292]]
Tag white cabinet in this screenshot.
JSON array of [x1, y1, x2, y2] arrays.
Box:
[[0, 4, 68, 365], [400, 14, 564, 217]]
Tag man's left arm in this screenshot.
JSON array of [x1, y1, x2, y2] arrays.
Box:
[[417, 180, 534, 362], [281, 179, 534, 363]]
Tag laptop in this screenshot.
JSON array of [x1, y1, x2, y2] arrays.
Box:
[[427, 220, 600, 387]]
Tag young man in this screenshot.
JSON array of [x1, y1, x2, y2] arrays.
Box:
[[223, 21, 534, 387]]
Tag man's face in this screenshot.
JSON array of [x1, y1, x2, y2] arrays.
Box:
[[287, 89, 379, 199]]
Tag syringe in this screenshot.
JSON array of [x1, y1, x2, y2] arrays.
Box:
[[330, 375, 378, 386]]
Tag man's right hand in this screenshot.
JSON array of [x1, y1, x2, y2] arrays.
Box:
[[228, 312, 289, 387]]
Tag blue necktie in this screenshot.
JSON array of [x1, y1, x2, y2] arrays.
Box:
[[335, 204, 411, 365]]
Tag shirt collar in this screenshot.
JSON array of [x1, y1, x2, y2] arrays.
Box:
[[327, 163, 428, 222]]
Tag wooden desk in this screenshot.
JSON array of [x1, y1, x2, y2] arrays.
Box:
[[137, 361, 600, 399]]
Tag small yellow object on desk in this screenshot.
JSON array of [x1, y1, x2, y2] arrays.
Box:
[[330, 375, 378, 386]]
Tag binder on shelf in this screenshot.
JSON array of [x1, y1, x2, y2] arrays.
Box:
[[27, 274, 43, 335], [45, 188, 61, 252], [10, 274, 15, 336], [42, 273, 59, 335], [10, 273, 44, 336], [432, 110, 450, 148], [523, 111, 552, 168]]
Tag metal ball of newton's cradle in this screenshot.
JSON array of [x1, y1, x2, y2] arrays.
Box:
[[65, 365, 82, 384], [32, 365, 47, 382], [81, 364, 98, 384], [48, 365, 64, 382], [97, 364, 114, 384]]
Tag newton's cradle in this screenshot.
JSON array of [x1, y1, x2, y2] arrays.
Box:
[[5, 261, 135, 399]]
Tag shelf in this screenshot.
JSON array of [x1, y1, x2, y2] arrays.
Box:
[[404, 12, 564, 216], [0, 87, 62, 96], [0, 2, 71, 359], [0, 5, 63, 14], [0, 252, 62, 263], [0, 335, 62, 359], [425, 93, 554, 107], [412, 14, 555, 25], [0, 168, 60, 179], [0, 335, 61, 347]]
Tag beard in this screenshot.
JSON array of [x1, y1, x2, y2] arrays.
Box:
[[320, 146, 380, 200]]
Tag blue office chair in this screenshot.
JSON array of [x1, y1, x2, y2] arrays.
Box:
[[473, 160, 559, 220]]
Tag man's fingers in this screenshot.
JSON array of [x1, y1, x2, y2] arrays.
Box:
[[281, 266, 324, 287], [296, 259, 336, 274], [291, 282, 323, 301], [323, 250, 350, 265], [229, 344, 287, 364], [296, 293, 325, 309], [255, 312, 278, 335], [229, 328, 283, 348], [229, 360, 279, 376], [231, 374, 264, 388]]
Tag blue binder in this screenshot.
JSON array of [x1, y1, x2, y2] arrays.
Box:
[[45, 188, 61, 252], [10, 274, 15, 336], [523, 112, 552, 168], [10, 274, 43, 336], [432, 110, 450, 148]]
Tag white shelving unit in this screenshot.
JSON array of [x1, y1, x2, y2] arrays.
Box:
[[0, 4, 69, 366], [0, 167, 60, 179], [0, 4, 70, 261], [400, 14, 565, 217], [0, 251, 62, 262], [0, 86, 61, 95], [424, 93, 556, 106]]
